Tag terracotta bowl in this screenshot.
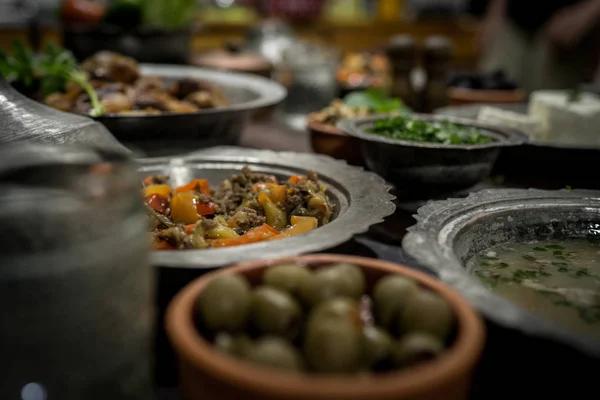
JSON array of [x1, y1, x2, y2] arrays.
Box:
[[166, 254, 486, 400], [307, 113, 364, 166], [448, 87, 526, 106]]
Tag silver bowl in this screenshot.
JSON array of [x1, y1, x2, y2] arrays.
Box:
[[139, 146, 396, 269], [98, 65, 286, 156], [403, 188, 600, 356], [337, 114, 527, 200]]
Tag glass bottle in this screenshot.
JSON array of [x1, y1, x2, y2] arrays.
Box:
[[422, 35, 453, 113], [0, 143, 154, 400]]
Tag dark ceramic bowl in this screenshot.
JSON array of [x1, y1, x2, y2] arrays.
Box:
[[337, 114, 527, 200], [403, 189, 600, 398]]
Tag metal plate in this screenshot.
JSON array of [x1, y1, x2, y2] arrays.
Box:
[[403, 188, 600, 356], [138, 146, 396, 269], [96, 65, 286, 156]]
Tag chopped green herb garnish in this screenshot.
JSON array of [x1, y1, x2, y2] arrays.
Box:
[[482, 256, 499, 261], [545, 244, 564, 250], [574, 268, 589, 277], [552, 250, 563, 256], [479, 261, 490, 267], [366, 115, 494, 145], [343, 88, 412, 114], [558, 266, 569, 273], [566, 90, 581, 104], [497, 262, 509, 268], [533, 247, 547, 252], [522, 255, 537, 262]]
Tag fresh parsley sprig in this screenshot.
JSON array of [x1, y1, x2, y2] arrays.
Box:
[[0, 40, 104, 117]]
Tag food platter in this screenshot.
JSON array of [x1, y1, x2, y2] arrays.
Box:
[[98, 65, 286, 156], [139, 146, 396, 269], [402, 188, 600, 356]]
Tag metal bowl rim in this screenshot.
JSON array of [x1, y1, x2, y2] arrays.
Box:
[[337, 113, 528, 150], [140, 146, 396, 269], [402, 188, 600, 356], [95, 64, 287, 120]]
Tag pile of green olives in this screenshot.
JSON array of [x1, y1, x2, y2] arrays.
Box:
[[195, 262, 455, 374]]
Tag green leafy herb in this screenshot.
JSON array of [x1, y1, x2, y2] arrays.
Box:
[[1, 40, 104, 117], [511, 269, 539, 283], [479, 261, 490, 267], [0, 39, 36, 87], [533, 247, 547, 252], [497, 262, 509, 269], [343, 88, 411, 114], [578, 308, 600, 324], [522, 255, 537, 262], [574, 268, 589, 277], [143, 0, 197, 29], [552, 250, 563, 256], [566, 90, 581, 104], [366, 115, 493, 145], [545, 244, 564, 250]]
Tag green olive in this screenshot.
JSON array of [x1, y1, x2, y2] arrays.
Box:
[[250, 286, 303, 339], [263, 263, 312, 296], [392, 333, 444, 368], [307, 297, 360, 329], [299, 265, 363, 307], [373, 275, 419, 331], [244, 336, 304, 372], [214, 332, 237, 356], [303, 318, 362, 373], [233, 335, 253, 358], [398, 290, 454, 340], [329, 263, 365, 298], [361, 325, 393, 369], [197, 274, 251, 332]]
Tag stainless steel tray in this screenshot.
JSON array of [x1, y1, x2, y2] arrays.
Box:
[[138, 146, 396, 269]]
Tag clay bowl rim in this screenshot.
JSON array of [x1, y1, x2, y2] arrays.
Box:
[[306, 113, 347, 137], [166, 254, 486, 400], [448, 87, 527, 103]]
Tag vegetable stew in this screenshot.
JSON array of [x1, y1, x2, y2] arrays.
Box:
[[145, 167, 334, 250]]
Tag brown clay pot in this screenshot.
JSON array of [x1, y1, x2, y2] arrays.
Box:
[[307, 113, 364, 166], [166, 254, 486, 400], [448, 87, 526, 106]]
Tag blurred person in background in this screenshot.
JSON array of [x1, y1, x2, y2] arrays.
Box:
[[476, 0, 600, 92]]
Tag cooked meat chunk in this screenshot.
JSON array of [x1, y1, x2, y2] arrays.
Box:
[[171, 78, 214, 99], [80, 51, 140, 83], [134, 75, 168, 93], [45, 92, 73, 112], [185, 91, 219, 109], [229, 208, 266, 232], [101, 92, 132, 114]]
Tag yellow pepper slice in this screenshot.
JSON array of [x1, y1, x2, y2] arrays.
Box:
[[143, 184, 171, 198]]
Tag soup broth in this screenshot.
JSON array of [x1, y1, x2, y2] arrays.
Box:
[[471, 239, 600, 338]]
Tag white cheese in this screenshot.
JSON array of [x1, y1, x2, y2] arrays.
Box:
[[476, 106, 543, 140], [529, 90, 600, 147]]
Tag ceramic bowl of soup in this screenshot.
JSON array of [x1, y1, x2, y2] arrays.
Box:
[[402, 188, 600, 398]]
